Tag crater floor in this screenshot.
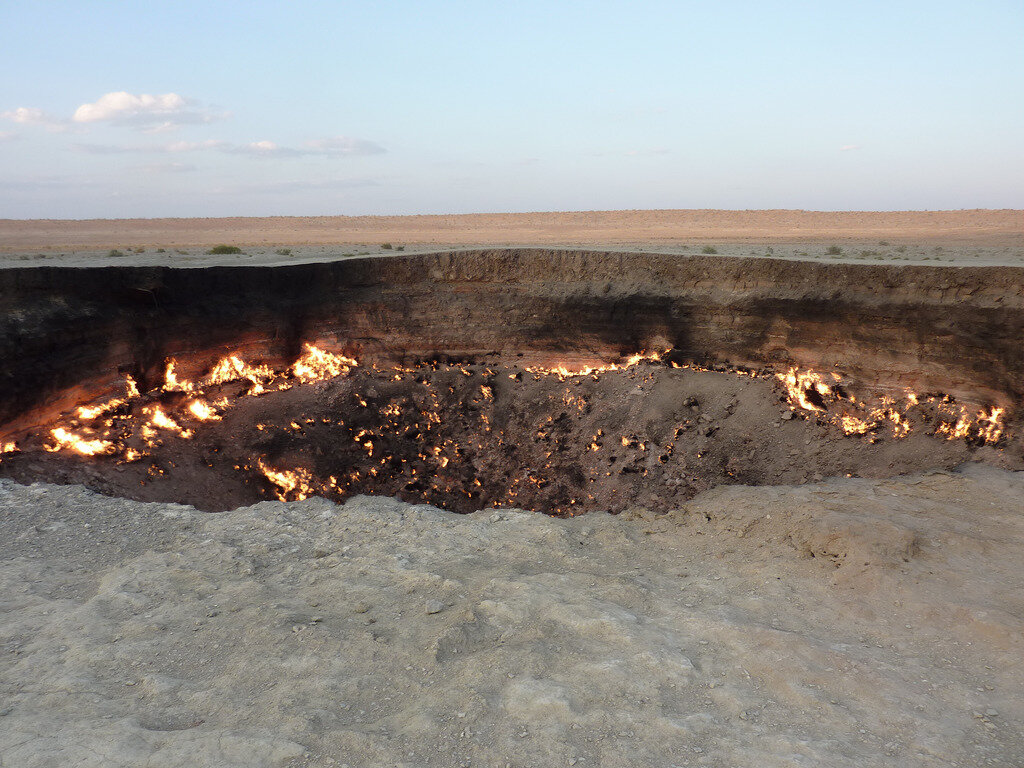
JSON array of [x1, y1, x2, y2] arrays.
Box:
[[2, 355, 1017, 514]]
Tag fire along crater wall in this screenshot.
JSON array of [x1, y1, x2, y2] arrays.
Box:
[[1, 249, 1022, 435]]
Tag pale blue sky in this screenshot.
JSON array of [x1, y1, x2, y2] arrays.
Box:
[[1, 0, 1022, 218]]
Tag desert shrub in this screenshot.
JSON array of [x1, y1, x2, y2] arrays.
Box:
[[879, 240, 890, 246], [156, 248, 165, 253], [896, 245, 907, 253], [208, 245, 243, 255], [275, 248, 293, 256], [396, 246, 405, 251], [107, 249, 126, 257], [380, 243, 393, 250], [825, 245, 842, 255], [701, 246, 717, 254]]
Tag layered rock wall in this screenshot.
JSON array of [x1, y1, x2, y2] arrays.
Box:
[[2, 250, 1022, 434]]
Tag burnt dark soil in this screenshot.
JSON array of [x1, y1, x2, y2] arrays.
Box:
[[1, 358, 1017, 514]]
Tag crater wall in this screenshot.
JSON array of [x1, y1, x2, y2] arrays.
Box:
[[2, 249, 1022, 435]]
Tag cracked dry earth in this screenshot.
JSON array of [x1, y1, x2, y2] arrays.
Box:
[[1, 465, 1023, 767]]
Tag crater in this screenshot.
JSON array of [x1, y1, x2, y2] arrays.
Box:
[[1, 249, 1021, 513]]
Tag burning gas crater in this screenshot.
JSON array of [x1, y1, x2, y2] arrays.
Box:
[[776, 368, 1005, 444], [0, 344, 1012, 514]]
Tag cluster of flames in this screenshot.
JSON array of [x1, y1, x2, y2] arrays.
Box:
[[10, 344, 357, 466], [2, 347, 1011, 509], [776, 367, 1006, 444], [526, 350, 666, 380]]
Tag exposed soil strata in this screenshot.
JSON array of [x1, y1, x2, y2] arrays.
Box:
[[1, 250, 1022, 437]]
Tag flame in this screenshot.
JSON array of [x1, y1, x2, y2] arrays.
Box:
[[163, 361, 194, 392], [778, 366, 1007, 445], [776, 367, 832, 412], [978, 407, 1005, 443], [258, 459, 315, 501], [527, 350, 664, 380], [206, 355, 275, 394], [187, 399, 222, 421], [122, 447, 144, 462], [145, 406, 193, 439], [46, 428, 113, 456], [292, 344, 358, 383]]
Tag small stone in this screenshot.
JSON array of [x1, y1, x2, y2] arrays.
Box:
[[986, 708, 999, 717], [781, 410, 794, 420], [353, 602, 371, 614], [426, 599, 445, 615]]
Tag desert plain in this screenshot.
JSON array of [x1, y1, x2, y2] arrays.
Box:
[[0, 209, 1022, 768]]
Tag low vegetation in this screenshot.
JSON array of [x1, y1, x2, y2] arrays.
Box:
[[701, 246, 718, 254], [208, 245, 243, 255]]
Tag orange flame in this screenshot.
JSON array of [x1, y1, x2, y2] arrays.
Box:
[[46, 428, 113, 456], [291, 344, 358, 383]]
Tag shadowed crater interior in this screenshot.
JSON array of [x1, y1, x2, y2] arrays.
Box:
[[1, 249, 1021, 513]]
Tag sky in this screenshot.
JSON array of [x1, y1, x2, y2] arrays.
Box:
[[1, 0, 1022, 219]]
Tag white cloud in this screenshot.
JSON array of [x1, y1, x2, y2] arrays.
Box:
[[228, 140, 303, 158], [165, 139, 228, 152], [72, 91, 226, 129], [136, 161, 197, 173], [303, 135, 386, 156], [1, 107, 68, 131], [69, 135, 385, 160], [240, 177, 380, 193], [72, 142, 135, 154], [840, 144, 862, 151]]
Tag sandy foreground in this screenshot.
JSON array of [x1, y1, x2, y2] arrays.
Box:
[[1, 466, 1022, 768], [1, 209, 1022, 268]]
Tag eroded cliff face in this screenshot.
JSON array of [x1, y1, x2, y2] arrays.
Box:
[[1, 250, 1021, 513], [2, 250, 1021, 434]]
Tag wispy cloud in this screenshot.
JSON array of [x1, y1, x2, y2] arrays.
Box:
[[73, 135, 385, 159], [240, 177, 381, 193], [135, 161, 198, 173], [302, 136, 386, 156], [840, 144, 862, 151], [0, 175, 103, 191], [592, 147, 671, 157], [72, 91, 227, 130], [0, 130, 19, 142], [0, 106, 69, 132], [226, 140, 305, 158], [165, 139, 229, 152]]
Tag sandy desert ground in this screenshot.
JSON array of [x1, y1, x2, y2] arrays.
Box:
[[1, 466, 1022, 768], [1, 209, 1022, 267]]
